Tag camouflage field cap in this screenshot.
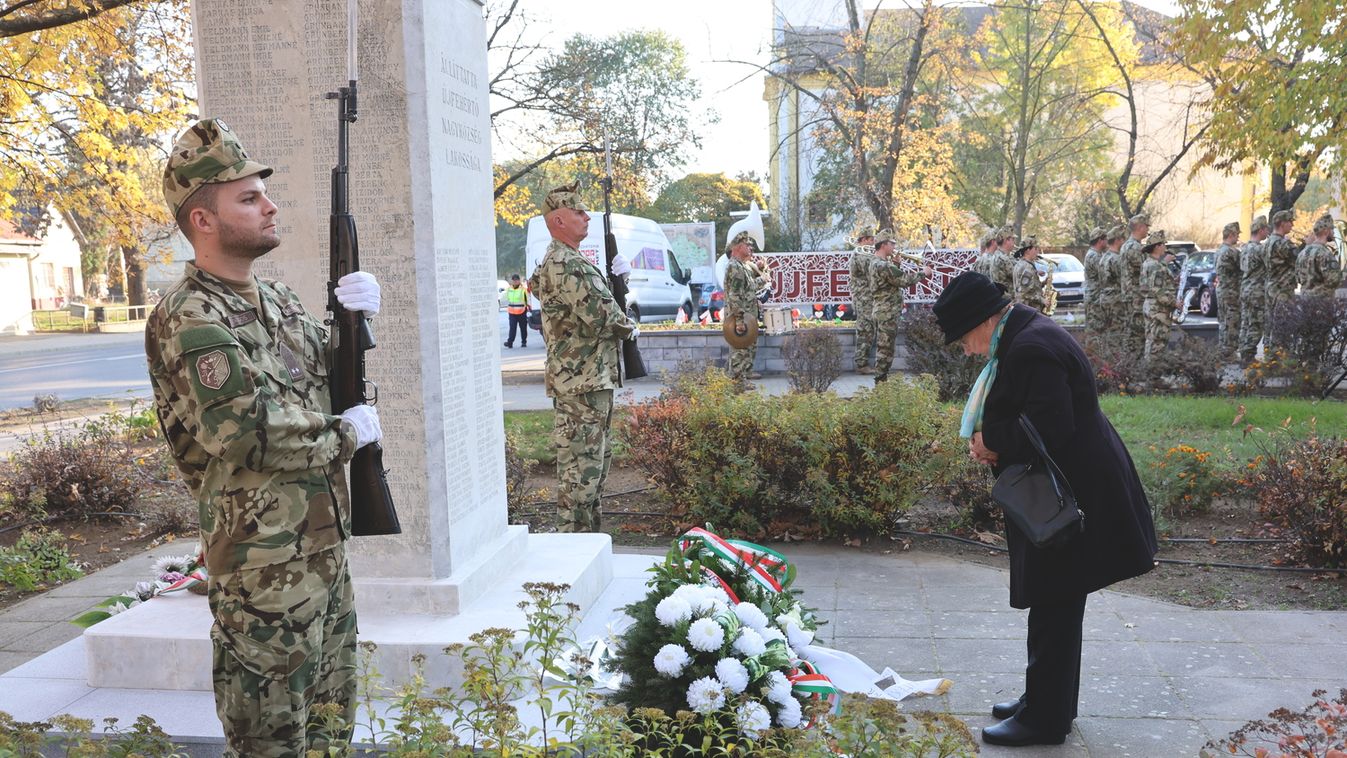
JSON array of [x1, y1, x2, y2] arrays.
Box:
[[729, 230, 755, 248], [1014, 236, 1038, 256], [163, 118, 273, 216], [1106, 224, 1126, 241], [874, 228, 898, 246], [854, 227, 876, 243], [998, 225, 1016, 242], [1271, 209, 1294, 226], [542, 182, 588, 214], [1128, 212, 1151, 228], [979, 229, 995, 248], [1313, 215, 1335, 235], [1142, 229, 1167, 252], [1250, 215, 1269, 233], [1088, 226, 1106, 243], [1222, 221, 1241, 238]]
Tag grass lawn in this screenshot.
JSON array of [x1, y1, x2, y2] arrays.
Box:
[[1099, 394, 1346, 465], [505, 408, 632, 467]]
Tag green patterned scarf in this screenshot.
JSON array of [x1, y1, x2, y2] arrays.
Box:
[[959, 308, 1014, 439]]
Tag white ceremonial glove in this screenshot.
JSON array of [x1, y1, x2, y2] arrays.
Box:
[[629, 326, 641, 340], [335, 271, 381, 317], [341, 404, 383, 449], [611, 255, 631, 277]]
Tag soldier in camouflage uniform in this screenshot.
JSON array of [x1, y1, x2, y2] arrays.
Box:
[[147, 119, 385, 757], [971, 229, 996, 278], [1138, 230, 1174, 365], [1082, 227, 1106, 336], [1011, 237, 1048, 313], [1239, 216, 1270, 364], [848, 228, 877, 373], [1119, 213, 1151, 358], [1263, 209, 1297, 350], [1296, 215, 1342, 298], [870, 229, 932, 382], [1212, 221, 1243, 359], [724, 231, 762, 384], [1095, 225, 1125, 344], [529, 183, 639, 533], [988, 226, 1017, 293]]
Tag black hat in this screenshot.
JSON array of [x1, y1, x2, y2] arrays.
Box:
[[933, 272, 1011, 344]]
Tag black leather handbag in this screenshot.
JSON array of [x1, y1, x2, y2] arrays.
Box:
[[991, 415, 1084, 549]]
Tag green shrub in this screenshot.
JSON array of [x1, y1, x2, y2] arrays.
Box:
[[783, 327, 842, 393], [1080, 333, 1146, 395], [504, 431, 530, 524], [902, 306, 983, 402], [0, 529, 82, 592], [1, 421, 140, 521], [618, 374, 962, 538], [1151, 335, 1226, 394], [1145, 443, 1229, 518], [1248, 433, 1347, 568], [1266, 296, 1347, 396]]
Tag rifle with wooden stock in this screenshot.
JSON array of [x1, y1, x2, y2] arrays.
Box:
[[600, 137, 647, 380], [324, 33, 400, 536]]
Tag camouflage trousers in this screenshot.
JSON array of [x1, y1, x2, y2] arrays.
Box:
[[1126, 301, 1146, 358], [1239, 292, 1265, 362], [853, 307, 875, 369], [552, 389, 614, 532], [874, 314, 898, 378], [1216, 292, 1240, 358], [729, 344, 757, 381], [209, 546, 357, 758], [1142, 302, 1171, 365]]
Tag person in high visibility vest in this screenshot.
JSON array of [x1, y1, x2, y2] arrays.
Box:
[[503, 273, 530, 348]]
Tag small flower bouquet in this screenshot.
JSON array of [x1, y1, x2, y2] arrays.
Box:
[[610, 527, 834, 739], [71, 547, 207, 628]]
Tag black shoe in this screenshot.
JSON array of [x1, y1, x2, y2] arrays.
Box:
[[503, 342, 513, 349], [992, 696, 1025, 720], [521, 343, 527, 348], [981, 716, 1067, 747]]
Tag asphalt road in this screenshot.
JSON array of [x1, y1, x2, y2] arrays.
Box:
[[0, 332, 151, 411]]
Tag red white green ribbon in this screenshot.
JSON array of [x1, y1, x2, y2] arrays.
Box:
[[679, 527, 790, 594], [157, 568, 207, 595], [790, 660, 841, 715]]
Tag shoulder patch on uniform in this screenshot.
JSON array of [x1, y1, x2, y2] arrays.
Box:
[[179, 324, 250, 406], [196, 350, 231, 389]]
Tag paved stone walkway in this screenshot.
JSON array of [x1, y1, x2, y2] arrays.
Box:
[[3, 540, 1344, 755]]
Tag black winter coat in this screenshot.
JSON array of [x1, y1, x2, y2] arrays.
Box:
[[981, 305, 1157, 608]]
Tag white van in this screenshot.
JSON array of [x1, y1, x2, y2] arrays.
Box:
[[525, 213, 694, 322]]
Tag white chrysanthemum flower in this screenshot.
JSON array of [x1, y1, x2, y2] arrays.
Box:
[[672, 584, 705, 604], [733, 602, 769, 632], [133, 581, 156, 601], [736, 700, 772, 740], [653, 643, 691, 677], [655, 595, 693, 627], [776, 696, 803, 728], [687, 617, 725, 652], [715, 657, 749, 694], [150, 554, 191, 576], [732, 627, 767, 658], [761, 627, 786, 643], [687, 676, 726, 714], [764, 671, 794, 705]]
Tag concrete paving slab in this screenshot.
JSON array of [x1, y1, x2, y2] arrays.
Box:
[[935, 636, 1024, 673], [4, 635, 86, 680], [1076, 716, 1212, 758], [0, 593, 106, 623], [833, 584, 926, 610], [0, 678, 93, 720], [1122, 610, 1243, 642], [1249, 641, 1347, 680], [0, 651, 36, 674], [1079, 640, 1153, 677], [8, 620, 83, 652], [1173, 675, 1344, 719], [826, 635, 941, 680], [928, 609, 1028, 639], [1144, 640, 1277, 678], [925, 584, 1009, 610], [827, 608, 932, 637], [0, 620, 47, 647], [1219, 610, 1347, 644], [1079, 674, 1190, 719]]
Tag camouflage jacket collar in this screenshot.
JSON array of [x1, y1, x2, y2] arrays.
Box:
[[185, 261, 275, 330]]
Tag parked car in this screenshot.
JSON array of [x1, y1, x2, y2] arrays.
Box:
[[1036, 253, 1085, 306], [698, 284, 724, 321], [1173, 249, 1218, 317]]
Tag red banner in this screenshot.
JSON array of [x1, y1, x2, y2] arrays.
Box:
[[758, 250, 978, 305]]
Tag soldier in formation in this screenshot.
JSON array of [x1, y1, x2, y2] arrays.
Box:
[[1095, 225, 1126, 344], [1011, 236, 1048, 313], [849, 228, 877, 373], [1263, 209, 1297, 349], [1213, 221, 1242, 359], [1239, 216, 1270, 364], [530, 183, 640, 533], [1138, 230, 1175, 365], [1296, 214, 1342, 298], [870, 229, 932, 382], [724, 230, 763, 386], [1118, 213, 1151, 357], [147, 119, 385, 756], [988, 226, 1017, 293], [972, 229, 996, 279], [1082, 227, 1107, 336]]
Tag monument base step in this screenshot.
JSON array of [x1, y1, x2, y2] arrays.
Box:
[[83, 532, 615, 691]]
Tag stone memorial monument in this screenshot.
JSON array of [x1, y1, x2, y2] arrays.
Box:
[[84, 0, 613, 691]]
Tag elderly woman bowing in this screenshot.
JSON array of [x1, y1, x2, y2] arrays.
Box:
[[933, 272, 1157, 748]]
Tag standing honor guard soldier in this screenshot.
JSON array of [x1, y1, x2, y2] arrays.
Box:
[[1138, 230, 1174, 365], [724, 230, 763, 386], [1082, 227, 1106, 336], [870, 229, 933, 383], [1239, 216, 1271, 364], [1297, 215, 1342, 298], [849, 228, 878, 374], [1264, 209, 1297, 348], [1011, 237, 1047, 313], [1119, 213, 1150, 357], [972, 228, 996, 278], [1213, 221, 1243, 360], [147, 118, 385, 756], [529, 182, 640, 533], [989, 226, 1017, 293], [1097, 224, 1126, 346]]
